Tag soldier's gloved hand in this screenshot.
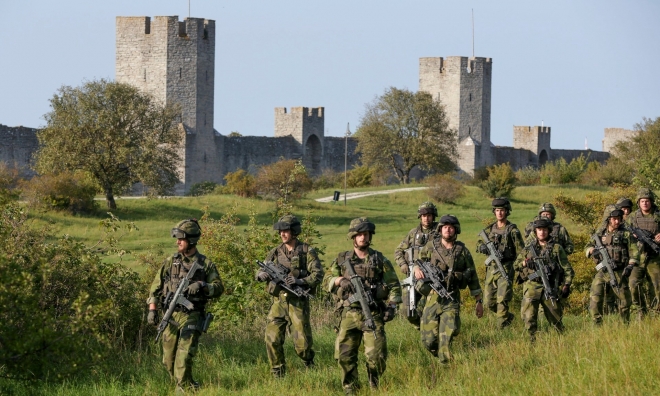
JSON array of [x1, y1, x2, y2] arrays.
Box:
[[592, 250, 602, 261], [382, 304, 397, 322], [187, 281, 206, 295], [285, 274, 304, 286], [561, 284, 571, 299], [524, 258, 534, 269], [339, 278, 352, 290], [147, 309, 158, 326], [400, 264, 410, 276], [477, 244, 489, 255], [256, 270, 271, 282], [623, 264, 634, 278]]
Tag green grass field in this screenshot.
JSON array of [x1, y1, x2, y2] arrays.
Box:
[[7, 184, 660, 395]]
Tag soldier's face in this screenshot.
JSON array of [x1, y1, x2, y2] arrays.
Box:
[[535, 227, 549, 241], [621, 207, 631, 216], [640, 198, 652, 213], [280, 230, 293, 244], [420, 214, 434, 228], [353, 232, 371, 249], [540, 211, 554, 221], [441, 225, 456, 240], [608, 216, 621, 228], [177, 238, 190, 253], [494, 208, 507, 221]]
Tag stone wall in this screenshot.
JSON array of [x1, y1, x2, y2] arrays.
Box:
[[0, 124, 38, 176], [602, 127, 637, 153]]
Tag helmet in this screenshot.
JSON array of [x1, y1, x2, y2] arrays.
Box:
[[491, 197, 512, 215], [273, 215, 302, 236], [533, 217, 552, 230], [615, 198, 633, 210], [171, 219, 202, 245], [347, 217, 376, 239], [602, 205, 624, 220], [417, 201, 438, 218], [636, 188, 655, 204], [437, 214, 461, 234], [538, 203, 556, 219]]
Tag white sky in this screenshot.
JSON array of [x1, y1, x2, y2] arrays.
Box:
[[1, 0, 658, 150]]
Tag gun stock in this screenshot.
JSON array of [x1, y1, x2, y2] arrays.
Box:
[[478, 230, 511, 285]]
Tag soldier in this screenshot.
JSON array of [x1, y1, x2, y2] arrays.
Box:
[[324, 218, 401, 395], [585, 206, 637, 324], [255, 215, 324, 377], [476, 198, 524, 328], [147, 219, 224, 392], [627, 188, 660, 317], [394, 201, 439, 330], [515, 218, 574, 342], [524, 203, 574, 255], [615, 197, 634, 221], [415, 215, 483, 364]]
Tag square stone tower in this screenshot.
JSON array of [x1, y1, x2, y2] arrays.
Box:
[[513, 126, 551, 166], [274, 107, 325, 175], [419, 56, 493, 174], [116, 16, 220, 193]]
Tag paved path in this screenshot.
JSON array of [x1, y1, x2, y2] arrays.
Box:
[[315, 187, 428, 202]]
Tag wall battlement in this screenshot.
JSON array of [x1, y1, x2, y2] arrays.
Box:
[[602, 127, 637, 152]]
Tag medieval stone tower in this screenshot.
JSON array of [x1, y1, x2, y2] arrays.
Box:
[[419, 56, 493, 174], [274, 107, 324, 175], [116, 16, 222, 193], [513, 126, 551, 166]]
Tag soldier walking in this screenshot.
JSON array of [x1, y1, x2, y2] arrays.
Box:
[[255, 215, 324, 377], [525, 203, 574, 255], [324, 218, 401, 395], [147, 219, 224, 392]]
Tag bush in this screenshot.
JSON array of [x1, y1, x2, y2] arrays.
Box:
[[579, 158, 634, 187], [313, 168, 342, 190], [256, 159, 312, 202], [222, 169, 257, 197], [19, 171, 98, 214], [186, 181, 218, 196], [426, 173, 465, 203], [515, 166, 541, 186], [539, 155, 588, 185], [347, 165, 374, 188], [479, 163, 516, 198]]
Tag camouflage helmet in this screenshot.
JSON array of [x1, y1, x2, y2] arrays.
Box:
[[491, 197, 512, 215], [602, 204, 623, 222], [417, 201, 438, 219], [437, 214, 461, 234], [538, 203, 557, 219], [347, 217, 376, 239], [171, 219, 202, 245], [273, 215, 302, 236], [636, 188, 656, 204], [533, 217, 552, 230], [615, 197, 633, 210]]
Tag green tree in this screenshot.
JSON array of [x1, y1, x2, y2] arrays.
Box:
[[612, 117, 660, 190], [256, 159, 312, 203], [35, 79, 183, 209], [355, 87, 457, 184]]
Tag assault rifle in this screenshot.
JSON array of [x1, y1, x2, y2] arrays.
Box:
[[342, 259, 378, 338], [478, 229, 511, 285], [155, 261, 203, 342], [400, 247, 417, 318], [624, 225, 660, 255], [256, 260, 314, 299], [526, 244, 558, 306], [591, 234, 619, 293], [415, 260, 454, 301]]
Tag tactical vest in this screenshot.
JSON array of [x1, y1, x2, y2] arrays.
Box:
[[487, 222, 517, 261], [267, 242, 310, 277], [429, 240, 472, 290], [410, 224, 435, 260], [631, 210, 660, 235], [337, 250, 389, 301], [162, 253, 208, 311], [520, 241, 561, 282]]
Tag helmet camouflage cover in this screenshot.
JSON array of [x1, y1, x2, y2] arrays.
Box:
[[538, 202, 557, 219], [347, 217, 376, 239], [171, 219, 202, 245], [437, 214, 461, 234], [417, 201, 438, 218], [615, 197, 633, 210], [636, 188, 655, 204], [602, 204, 623, 222], [533, 217, 552, 230], [273, 214, 302, 236], [491, 197, 512, 214]]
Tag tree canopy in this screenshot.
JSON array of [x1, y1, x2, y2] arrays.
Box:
[[355, 87, 457, 184], [611, 117, 660, 190], [35, 79, 183, 208]]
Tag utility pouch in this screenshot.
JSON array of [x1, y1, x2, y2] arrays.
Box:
[[202, 313, 214, 333]]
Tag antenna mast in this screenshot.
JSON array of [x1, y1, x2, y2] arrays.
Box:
[[472, 9, 475, 58], [189, 0, 191, 18]]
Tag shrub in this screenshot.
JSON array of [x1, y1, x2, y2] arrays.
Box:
[[313, 168, 342, 190], [479, 163, 516, 198], [539, 155, 588, 185], [186, 181, 218, 196], [426, 173, 465, 203], [223, 169, 257, 197], [19, 171, 98, 214], [347, 165, 374, 188], [579, 158, 634, 187], [515, 166, 541, 186], [256, 159, 312, 202]]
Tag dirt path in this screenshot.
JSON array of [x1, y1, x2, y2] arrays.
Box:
[[315, 187, 428, 202]]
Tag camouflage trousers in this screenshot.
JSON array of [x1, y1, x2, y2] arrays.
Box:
[[162, 310, 203, 386], [420, 293, 461, 364], [629, 259, 660, 314], [334, 308, 387, 389], [484, 262, 515, 327], [520, 281, 564, 339], [589, 269, 631, 324], [265, 294, 314, 375], [401, 287, 426, 330]]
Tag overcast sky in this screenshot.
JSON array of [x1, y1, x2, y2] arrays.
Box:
[[1, 0, 658, 150]]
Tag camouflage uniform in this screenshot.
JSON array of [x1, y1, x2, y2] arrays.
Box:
[[627, 189, 660, 315], [394, 202, 438, 330], [259, 216, 324, 377], [148, 251, 224, 387], [324, 218, 401, 393], [524, 203, 574, 255], [515, 220, 574, 341], [585, 208, 636, 324], [416, 215, 482, 364]]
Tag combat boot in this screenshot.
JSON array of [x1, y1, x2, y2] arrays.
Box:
[[271, 366, 286, 379], [303, 359, 315, 369], [500, 312, 515, 328], [367, 372, 379, 390]]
